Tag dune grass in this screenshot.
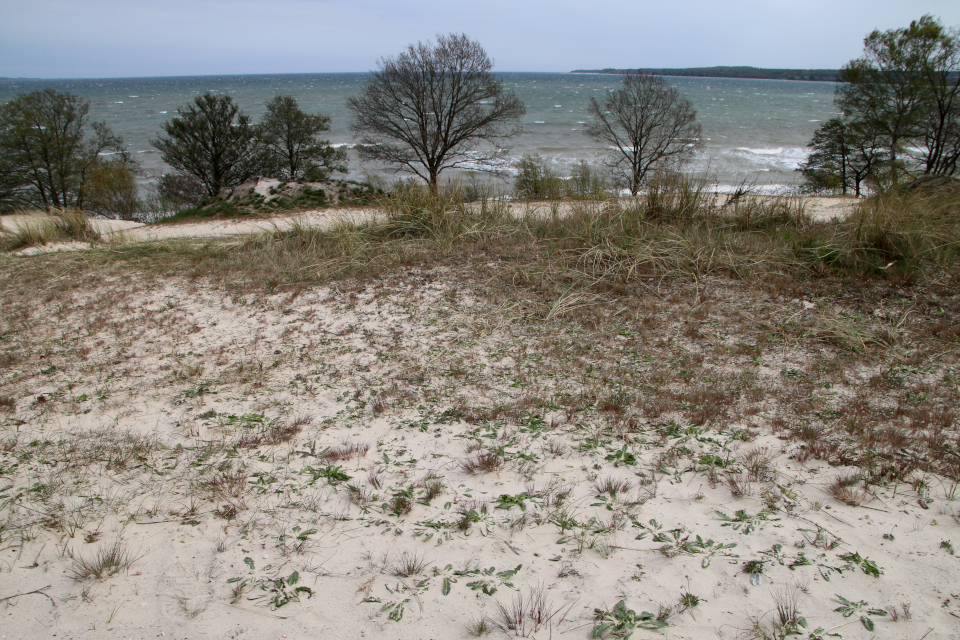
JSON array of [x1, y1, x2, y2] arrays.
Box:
[[1, 208, 101, 251], [122, 176, 957, 294]]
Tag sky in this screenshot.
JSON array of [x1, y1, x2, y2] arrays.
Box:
[[3, 0, 960, 78]]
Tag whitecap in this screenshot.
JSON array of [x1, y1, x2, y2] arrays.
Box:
[[735, 147, 785, 156], [533, 121, 545, 124]]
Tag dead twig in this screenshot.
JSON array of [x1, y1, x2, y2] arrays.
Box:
[[0, 585, 56, 607]]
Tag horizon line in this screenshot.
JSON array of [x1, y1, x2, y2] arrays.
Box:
[[1, 66, 840, 82]]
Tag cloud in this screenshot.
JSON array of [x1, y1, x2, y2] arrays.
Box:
[[2, 0, 960, 77]]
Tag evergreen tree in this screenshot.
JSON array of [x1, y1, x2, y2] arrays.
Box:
[[152, 93, 262, 198], [257, 95, 346, 182], [798, 118, 886, 197]]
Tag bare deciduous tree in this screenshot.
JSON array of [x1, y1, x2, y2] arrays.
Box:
[[585, 72, 702, 195], [347, 33, 525, 189]]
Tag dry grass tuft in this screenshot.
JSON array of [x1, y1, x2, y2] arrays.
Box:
[[461, 452, 505, 474], [68, 539, 137, 581], [1, 209, 101, 251]]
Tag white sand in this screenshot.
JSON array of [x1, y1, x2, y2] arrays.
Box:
[[5, 194, 955, 640], [0, 268, 957, 639]]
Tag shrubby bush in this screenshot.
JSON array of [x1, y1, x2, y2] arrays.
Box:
[[83, 161, 140, 220], [513, 155, 609, 200], [514, 154, 565, 200], [156, 173, 207, 210]]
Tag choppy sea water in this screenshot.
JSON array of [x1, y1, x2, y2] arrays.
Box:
[[0, 72, 838, 192]]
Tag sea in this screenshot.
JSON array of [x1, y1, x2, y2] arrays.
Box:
[[0, 72, 839, 193]]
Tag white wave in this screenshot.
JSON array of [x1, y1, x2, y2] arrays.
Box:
[[730, 146, 809, 168], [329, 143, 355, 149], [735, 147, 787, 156], [533, 121, 545, 124], [715, 183, 798, 196]]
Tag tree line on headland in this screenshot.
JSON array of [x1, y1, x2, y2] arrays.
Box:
[[0, 16, 958, 220], [572, 67, 840, 82]]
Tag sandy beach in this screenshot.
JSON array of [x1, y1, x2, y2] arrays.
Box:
[[1, 196, 958, 640]]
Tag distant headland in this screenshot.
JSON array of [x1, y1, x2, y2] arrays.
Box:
[[570, 66, 839, 82]]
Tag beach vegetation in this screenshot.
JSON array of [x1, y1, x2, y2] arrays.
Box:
[[0, 208, 101, 251], [83, 160, 141, 219], [797, 117, 887, 197], [256, 95, 347, 182], [513, 154, 566, 200], [155, 171, 207, 211], [0, 89, 134, 213], [513, 155, 610, 200], [152, 92, 263, 198], [807, 14, 960, 194], [584, 71, 703, 195], [592, 599, 667, 637], [67, 539, 137, 581], [3, 171, 960, 634], [347, 33, 526, 190]]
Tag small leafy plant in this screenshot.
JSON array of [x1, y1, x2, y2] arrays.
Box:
[[716, 508, 775, 534], [592, 599, 668, 638], [834, 594, 887, 631], [642, 526, 738, 567], [605, 444, 638, 467], [495, 492, 532, 510], [303, 465, 352, 485], [837, 551, 882, 578], [453, 564, 522, 596], [255, 571, 313, 609]]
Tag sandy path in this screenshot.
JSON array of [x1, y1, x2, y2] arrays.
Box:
[[1, 196, 858, 252]]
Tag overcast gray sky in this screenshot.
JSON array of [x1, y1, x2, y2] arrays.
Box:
[[3, 0, 960, 78]]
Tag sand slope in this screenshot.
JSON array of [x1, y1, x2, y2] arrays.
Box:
[[0, 257, 957, 639]]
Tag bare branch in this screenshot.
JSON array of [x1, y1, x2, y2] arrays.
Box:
[[584, 73, 702, 195], [347, 34, 525, 187]]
